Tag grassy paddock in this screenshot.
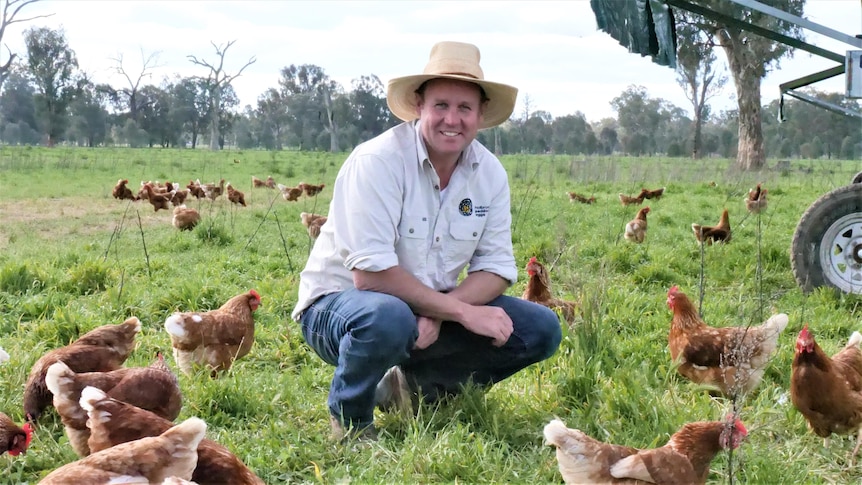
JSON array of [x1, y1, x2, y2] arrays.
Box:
[[1, 145, 861, 483]]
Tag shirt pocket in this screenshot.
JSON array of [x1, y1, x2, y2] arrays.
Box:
[[444, 218, 485, 272], [398, 216, 429, 241], [396, 216, 430, 275]]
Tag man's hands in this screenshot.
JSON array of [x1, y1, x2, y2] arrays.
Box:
[[458, 305, 513, 347], [414, 316, 442, 350], [414, 305, 513, 349]]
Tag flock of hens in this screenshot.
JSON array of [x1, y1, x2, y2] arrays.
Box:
[[0, 173, 333, 483], [530, 183, 862, 483], [1, 175, 854, 484], [0, 289, 265, 483], [111, 176, 328, 239]]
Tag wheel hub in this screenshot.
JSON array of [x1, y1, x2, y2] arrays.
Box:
[[821, 213, 862, 292]]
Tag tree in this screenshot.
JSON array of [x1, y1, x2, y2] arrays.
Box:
[[255, 87, 288, 150], [106, 48, 161, 122], [24, 26, 82, 146], [167, 76, 209, 148], [349, 74, 395, 143], [188, 40, 256, 150], [0, 62, 38, 143], [0, 0, 51, 94], [551, 112, 593, 155], [686, 0, 805, 170], [67, 80, 109, 147], [675, 12, 726, 159], [278, 63, 330, 150], [611, 85, 666, 155]]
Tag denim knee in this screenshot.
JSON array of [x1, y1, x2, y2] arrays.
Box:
[[529, 305, 563, 361], [354, 292, 417, 358]]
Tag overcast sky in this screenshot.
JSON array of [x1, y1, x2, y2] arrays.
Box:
[[4, 0, 860, 121]]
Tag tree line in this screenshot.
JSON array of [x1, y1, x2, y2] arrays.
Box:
[[0, 0, 859, 162]]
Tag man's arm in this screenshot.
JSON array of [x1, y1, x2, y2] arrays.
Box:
[[353, 267, 512, 345], [447, 270, 508, 305]]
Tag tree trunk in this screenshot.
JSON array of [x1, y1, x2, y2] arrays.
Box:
[[721, 34, 765, 170], [209, 86, 220, 151], [691, 106, 703, 159], [321, 85, 339, 152], [733, 72, 764, 170]]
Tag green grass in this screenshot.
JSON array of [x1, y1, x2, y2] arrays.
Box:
[[0, 145, 861, 483]]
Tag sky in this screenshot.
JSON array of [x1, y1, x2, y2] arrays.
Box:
[[3, 0, 861, 122]]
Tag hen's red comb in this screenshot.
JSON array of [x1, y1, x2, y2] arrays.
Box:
[[22, 422, 33, 447], [529, 257, 537, 264], [249, 289, 261, 300], [668, 285, 679, 295], [799, 323, 811, 339]]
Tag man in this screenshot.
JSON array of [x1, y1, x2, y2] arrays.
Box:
[[292, 41, 562, 441]]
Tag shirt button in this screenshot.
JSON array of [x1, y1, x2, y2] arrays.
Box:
[[409, 228, 414, 234], [422, 217, 427, 221], [435, 236, 440, 242], [434, 185, 440, 190], [473, 232, 478, 237]]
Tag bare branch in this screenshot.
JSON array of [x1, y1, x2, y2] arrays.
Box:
[[187, 39, 257, 150], [3, 0, 53, 26]]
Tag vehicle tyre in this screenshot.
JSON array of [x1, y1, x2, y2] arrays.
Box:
[[791, 184, 862, 293], [852, 170, 862, 184]]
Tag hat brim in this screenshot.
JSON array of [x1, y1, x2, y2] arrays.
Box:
[[387, 74, 518, 130]]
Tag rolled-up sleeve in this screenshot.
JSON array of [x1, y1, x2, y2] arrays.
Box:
[[333, 152, 403, 273], [467, 168, 517, 285]]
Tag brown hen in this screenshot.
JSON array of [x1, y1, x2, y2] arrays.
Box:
[[39, 411, 206, 485], [46, 353, 182, 456], [165, 290, 261, 376], [667, 286, 788, 397], [544, 417, 746, 485], [692, 209, 731, 245], [791, 324, 862, 463], [522, 257, 577, 323], [24, 316, 141, 423], [82, 387, 265, 485]]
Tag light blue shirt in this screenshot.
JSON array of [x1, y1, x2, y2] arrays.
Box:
[[292, 120, 516, 320]]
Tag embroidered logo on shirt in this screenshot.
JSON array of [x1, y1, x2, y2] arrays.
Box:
[[458, 198, 473, 216]]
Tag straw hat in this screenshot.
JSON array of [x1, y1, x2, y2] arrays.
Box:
[[387, 41, 518, 129]]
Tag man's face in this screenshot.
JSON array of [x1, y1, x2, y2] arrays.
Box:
[[417, 78, 485, 161]]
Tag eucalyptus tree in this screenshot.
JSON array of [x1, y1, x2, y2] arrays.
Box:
[[675, 11, 726, 159], [105, 48, 161, 123], [349, 74, 394, 143], [167, 76, 209, 148], [278, 63, 330, 150], [551, 112, 592, 155], [24, 26, 83, 146], [188, 40, 256, 150], [0, 0, 51, 93], [256, 87, 289, 150], [682, 0, 805, 169], [0, 62, 38, 143], [610, 85, 667, 155], [67, 80, 109, 147]]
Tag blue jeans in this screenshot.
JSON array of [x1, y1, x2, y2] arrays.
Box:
[[299, 289, 562, 429]]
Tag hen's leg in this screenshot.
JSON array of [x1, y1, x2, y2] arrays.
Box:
[[851, 428, 862, 466]]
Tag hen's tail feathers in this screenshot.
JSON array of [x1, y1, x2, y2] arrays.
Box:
[[79, 386, 112, 426], [544, 419, 598, 479], [164, 416, 207, 452], [0, 346, 8, 364], [45, 361, 75, 397], [848, 331, 862, 349], [764, 313, 790, 333], [165, 314, 188, 338]]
